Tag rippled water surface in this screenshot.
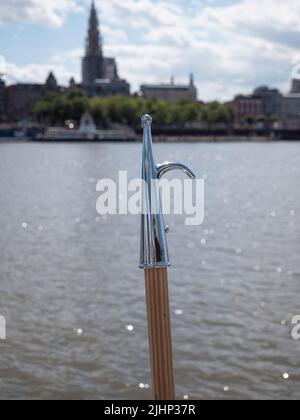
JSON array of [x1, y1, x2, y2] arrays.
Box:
[[0, 141, 299, 400]]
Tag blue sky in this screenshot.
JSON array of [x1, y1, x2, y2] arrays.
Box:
[[0, 0, 299, 101]]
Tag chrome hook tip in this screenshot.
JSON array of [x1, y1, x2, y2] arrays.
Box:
[[141, 114, 153, 127]]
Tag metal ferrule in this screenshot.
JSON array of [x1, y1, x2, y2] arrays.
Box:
[[139, 115, 196, 270]]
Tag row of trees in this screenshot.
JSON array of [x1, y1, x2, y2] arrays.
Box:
[[34, 89, 234, 127]]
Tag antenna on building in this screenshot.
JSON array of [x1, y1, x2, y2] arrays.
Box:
[[171, 76, 175, 85]]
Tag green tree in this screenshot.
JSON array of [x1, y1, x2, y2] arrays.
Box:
[[34, 89, 88, 125], [34, 91, 234, 127], [88, 97, 108, 126]]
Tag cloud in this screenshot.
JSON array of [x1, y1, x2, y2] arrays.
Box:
[[1, 0, 299, 100], [0, 0, 83, 27], [3, 48, 82, 86], [5, 61, 75, 85], [93, 0, 299, 99]]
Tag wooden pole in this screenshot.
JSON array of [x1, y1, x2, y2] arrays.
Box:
[[144, 268, 176, 400], [140, 115, 195, 400]]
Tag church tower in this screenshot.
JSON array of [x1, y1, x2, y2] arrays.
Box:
[[82, 1, 105, 85], [81, 1, 130, 97]]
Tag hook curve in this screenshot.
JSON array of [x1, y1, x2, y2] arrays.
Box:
[[157, 162, 196, 180], [139, 114, 197, 269]]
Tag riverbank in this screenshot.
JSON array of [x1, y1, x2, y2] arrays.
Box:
[[1, 136, 300, 143], [2, 124, 300, 142], [153, 135, 273, 142]]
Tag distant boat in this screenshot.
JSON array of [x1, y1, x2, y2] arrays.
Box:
[[36, 128, 137, 142], [35, 113, 137, 142], [37, 129, 135, 142]]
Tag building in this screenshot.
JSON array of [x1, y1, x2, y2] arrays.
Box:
[[291, 78, 300, 94], [5, 72, 59, 122], [280, 94, 300, 127], [84, 78, 131, 97], [45, 71, 58, 90], [0, 78, 5, 120], [253, 86, 282, 117], [232, 95, 263, 124], [278, 78, 300, 127], [82, 1, 130, 97], [141, 75, 197, 102]]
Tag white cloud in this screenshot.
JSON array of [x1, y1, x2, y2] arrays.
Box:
[[1, 0, 299, 100], [0, 0, 83, 27], [95, 0, 299, 99], [5, 61, 74, 85], [3, 48, 82, 86]]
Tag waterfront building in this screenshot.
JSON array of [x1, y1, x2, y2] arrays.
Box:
[[141, 75, 197, 102], [0, 78, 5, 120], [291, 78, 300, 94], [253, 86, 282, 117], [5, 72, 60, 122], [232, 94, 263, 124], [280, 94, 300, 127], [82, 1, 130, 97]]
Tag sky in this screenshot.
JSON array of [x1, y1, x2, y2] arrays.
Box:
[[0, 0, 299, 101]]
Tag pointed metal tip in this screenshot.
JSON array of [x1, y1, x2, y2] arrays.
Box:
[[141, 114, 152, 127]]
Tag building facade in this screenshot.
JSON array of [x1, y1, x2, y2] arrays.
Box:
[[291, 78, 300, 94], [0, 78, 5, 120], [141, 75, 197, 102], [253, 86, 282, 117], [82, 1, 130, 97], [232, 95, 263, 124], [280, 94, 300, 127], [278, 79, 300, 127], [5, 72, 59, 122]]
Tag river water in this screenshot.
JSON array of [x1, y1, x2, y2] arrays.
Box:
[[0, 140, 299, 400]]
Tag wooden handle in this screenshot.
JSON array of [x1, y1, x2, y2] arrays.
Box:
[[144, 268, 175, 400]]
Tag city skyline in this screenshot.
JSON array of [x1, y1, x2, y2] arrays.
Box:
[[0, 0, 300, 101]]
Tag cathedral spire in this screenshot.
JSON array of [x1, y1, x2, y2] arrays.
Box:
[[82, 0, 129, 93], [86, 0, 102, 56]]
